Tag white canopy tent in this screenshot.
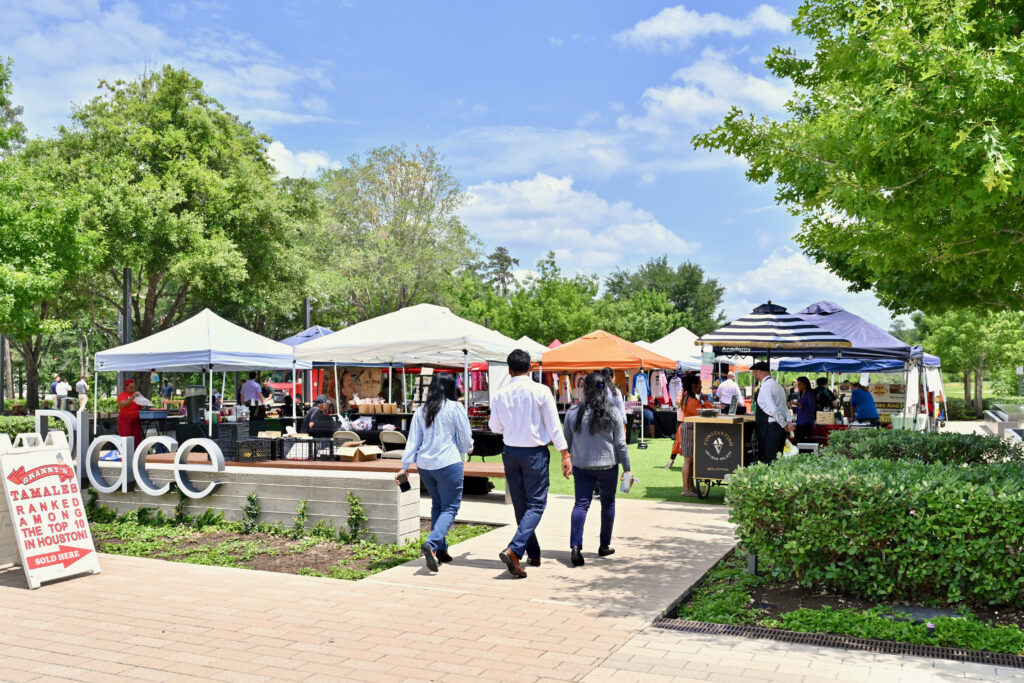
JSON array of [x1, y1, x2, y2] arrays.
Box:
[[294, 304, 521, 404], [94, 309, 312, 436], [641, 327, 703, 370], [516, 335, 549, 359]]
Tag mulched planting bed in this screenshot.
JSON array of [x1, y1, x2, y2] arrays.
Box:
[[93, 518, 497, 580]]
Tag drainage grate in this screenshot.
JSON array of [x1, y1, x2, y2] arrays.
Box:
[[651, 618, 1024, 669]]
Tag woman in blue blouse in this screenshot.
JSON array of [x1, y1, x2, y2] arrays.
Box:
[[792, 376, 817, 442], [396, 373, 474, 572]]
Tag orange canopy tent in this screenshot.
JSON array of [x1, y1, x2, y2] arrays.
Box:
[[540, 330, 676, 371]]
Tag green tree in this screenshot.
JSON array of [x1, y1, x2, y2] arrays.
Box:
[[316, 145, 478, 321], [605, 256, 724, 335], [0, 140, 100, 410], [596, 289, 697, 345], [694, 0, 1024, 313], [0, 57, 26, 159], [51, 66, 308, 393], [923, 310, 1024, 417], [483, 246, 519, 298], [506, 252, 600, 345]]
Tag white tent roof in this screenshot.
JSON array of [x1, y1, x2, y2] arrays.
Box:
[[516, 335, 549, 358], [95, 308, 312, 372], [646, 327, 703, 370], [294, 304, 520, 366]]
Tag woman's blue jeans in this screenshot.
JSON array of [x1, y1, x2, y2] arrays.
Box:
[[570, 465, 618, 549], [419, 461, 464, 553]]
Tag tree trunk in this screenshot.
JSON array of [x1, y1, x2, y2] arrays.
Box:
[[974, 365, 984, 419], [23, 349, 39, 414], [963, 371, 971, 413], [2, 340, 12, 401]]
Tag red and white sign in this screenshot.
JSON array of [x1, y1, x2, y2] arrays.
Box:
[[0, 440, 100, 589]]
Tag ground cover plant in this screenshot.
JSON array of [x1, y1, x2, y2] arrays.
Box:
[[87, 492, 491, 580], [678, 550, 1024, 655]]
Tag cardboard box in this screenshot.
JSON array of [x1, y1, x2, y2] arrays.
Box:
[[358, 404, 372, 415], [336, 445, 382, 462], [815, 411, 835, 425], [372, 403, 382, 414], [257, 431, 282, 439]]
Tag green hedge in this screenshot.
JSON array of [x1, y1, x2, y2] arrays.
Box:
[[727, 454, 1024, 607], [824, 429, 1024, 465], [0, 416, 36, 440]]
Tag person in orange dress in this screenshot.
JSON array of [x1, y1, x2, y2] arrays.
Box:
[[676, 375, 714, 497], [117, 378, 144, 445]]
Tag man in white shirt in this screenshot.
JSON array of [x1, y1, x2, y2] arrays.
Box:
[[715, 372, 742, 410], [55, 377, 72, 399], [489, 349, 570, 578], [240, 371, 265, 419], [751, 362, 793, 465]]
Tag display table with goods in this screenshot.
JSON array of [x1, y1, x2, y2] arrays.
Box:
[[684, 413, 757, 498]]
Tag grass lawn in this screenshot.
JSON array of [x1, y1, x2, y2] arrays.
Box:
[[545, 438, 727, 505]]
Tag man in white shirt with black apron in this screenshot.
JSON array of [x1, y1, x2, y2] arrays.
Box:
[[489, 349, 570, 578], [751, 361, 793, 465]]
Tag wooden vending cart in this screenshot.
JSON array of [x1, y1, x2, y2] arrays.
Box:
[[684, 414, 757, 498]]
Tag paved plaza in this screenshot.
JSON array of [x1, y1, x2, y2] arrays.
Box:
[[1, 486, 1021, 682]]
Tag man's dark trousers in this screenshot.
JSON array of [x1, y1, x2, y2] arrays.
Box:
[[502, 445, 550, 560]]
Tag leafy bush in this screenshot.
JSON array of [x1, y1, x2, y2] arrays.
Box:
[[0, 416, 36, 439], [727, 455, 1024, 607], [824, 429, 1024, 465], [944, 397, 970, 420]]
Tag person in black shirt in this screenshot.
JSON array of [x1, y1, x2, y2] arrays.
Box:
[[300, 396, 327, 434], [815, 377, 836, 411]]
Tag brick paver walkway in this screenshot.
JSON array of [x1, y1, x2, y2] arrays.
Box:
[[1, 493, 1021, 682]]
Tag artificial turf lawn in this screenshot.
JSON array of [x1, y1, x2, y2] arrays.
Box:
[[544, 437, 728, 505]]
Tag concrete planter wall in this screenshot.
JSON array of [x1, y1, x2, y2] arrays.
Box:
[[94, 464, 420, 545]]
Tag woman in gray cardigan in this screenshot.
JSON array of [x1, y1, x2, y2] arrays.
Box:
[[563, 372, 632, 567]]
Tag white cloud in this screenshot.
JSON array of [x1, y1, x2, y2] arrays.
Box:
[[725, 246, 894, 328], [461, 173, 697, 270], [1, 2, 333, 137], [619, 48, 790, 135], [443, 126, 631, 180], [265, 141, 339, 178], [615, 4, 790, 52]]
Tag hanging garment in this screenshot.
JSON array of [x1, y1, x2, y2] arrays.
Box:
[[668, 374, 683, 408], [472, 370, 483, 392], [650, 371, 664, 403], [559, 374, 572, 404], [632, 372, 651, 403], [572, 371, 588, 402]]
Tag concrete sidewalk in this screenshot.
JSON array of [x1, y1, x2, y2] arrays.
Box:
[[1, 494, 1021, 682]]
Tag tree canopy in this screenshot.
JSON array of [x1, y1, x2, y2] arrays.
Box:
[[605, 256, 723, 335], [694, 0, 1024, 313], [0, 58, 26, 159]]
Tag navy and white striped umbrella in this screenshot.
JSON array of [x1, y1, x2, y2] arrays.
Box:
[[697, 302, 852, 353]]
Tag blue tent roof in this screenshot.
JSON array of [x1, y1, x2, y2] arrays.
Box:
[[279, 325, 334, 347], [793, 301, 911, 360]]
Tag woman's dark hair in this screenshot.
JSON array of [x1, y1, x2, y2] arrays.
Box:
[[796, 376, 812, 394], [424, 373, 457, 427], [571, 372, 616, 435], [681, 374, 701, 403]]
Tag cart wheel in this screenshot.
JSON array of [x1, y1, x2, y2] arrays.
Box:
[[695, 478, 712, 499]]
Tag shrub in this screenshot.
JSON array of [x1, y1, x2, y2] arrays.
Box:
[[824, 429, 1024, 465], [0, 416, 36, 440], [944, 397, 970, 420], [726, 455, 1024, 607]]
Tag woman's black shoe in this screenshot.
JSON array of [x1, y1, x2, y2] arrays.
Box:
[[571, 546, 584, 566], [598, 546, 615, 557], [436, 549, 453, 563]]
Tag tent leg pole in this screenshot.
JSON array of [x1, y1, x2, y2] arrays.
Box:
[[388, 363, 392, 404], [463, 350, 469, 407], [333, 364, 340, 415], [291, 363, 297, 423], [401, 367, 407, 411], [208, 368, 213, 438], [93, 371, 98, 436]]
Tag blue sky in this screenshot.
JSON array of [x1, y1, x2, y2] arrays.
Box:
[[1, 0, 898, 329]]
